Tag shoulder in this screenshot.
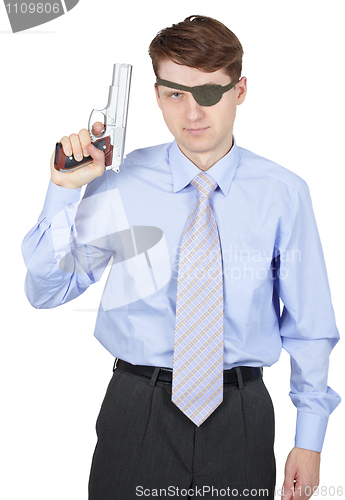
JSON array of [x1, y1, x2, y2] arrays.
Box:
[[123, 142, 171, 166], [83, 142, 172, 197], [237, 145, 307, 192]]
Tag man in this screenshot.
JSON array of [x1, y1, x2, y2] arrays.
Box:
[[22, 15, 340, 500]]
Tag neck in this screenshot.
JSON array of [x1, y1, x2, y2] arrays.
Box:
[[177, 137, 234, 171]]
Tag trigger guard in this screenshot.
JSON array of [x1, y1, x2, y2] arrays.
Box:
[[88, 108, 107, 141]]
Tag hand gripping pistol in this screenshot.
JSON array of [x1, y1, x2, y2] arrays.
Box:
[[54, 63, 132, 173]]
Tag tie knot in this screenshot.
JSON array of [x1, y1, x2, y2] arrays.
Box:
[[191, 172, 218, 199]]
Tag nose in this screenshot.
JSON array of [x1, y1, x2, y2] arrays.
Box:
[[185, 93, 204, 122]]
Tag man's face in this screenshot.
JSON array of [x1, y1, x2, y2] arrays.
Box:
[[155, 59, 247, 170]]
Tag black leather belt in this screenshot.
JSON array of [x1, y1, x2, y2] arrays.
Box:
[[114, 359, 262, 385]]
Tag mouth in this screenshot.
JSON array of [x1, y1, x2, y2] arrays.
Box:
[[184, 127, 210, 136]]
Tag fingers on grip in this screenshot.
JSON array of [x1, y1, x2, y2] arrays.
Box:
[[79, 128, 92, 157], [60, 128, 94, 162], [69, 134, 83, 161]]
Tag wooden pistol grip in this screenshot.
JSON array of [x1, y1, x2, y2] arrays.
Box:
[[54, 136, 113, 172]]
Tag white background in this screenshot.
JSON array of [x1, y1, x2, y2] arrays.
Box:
[[1, 0, 344, 498]]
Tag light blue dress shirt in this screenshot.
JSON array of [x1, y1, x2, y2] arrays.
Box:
[[22, 138, 340, 452]]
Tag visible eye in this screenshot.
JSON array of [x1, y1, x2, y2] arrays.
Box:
[[170, 92, 183, 99]]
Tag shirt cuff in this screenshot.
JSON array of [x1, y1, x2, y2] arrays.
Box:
[[42, 180, 82, 222], [294, 411, 329, 452]]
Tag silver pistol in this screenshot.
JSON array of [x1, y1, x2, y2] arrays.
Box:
[[54, 63, 132, 173]]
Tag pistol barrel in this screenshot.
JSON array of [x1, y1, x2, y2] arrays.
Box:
[[88, 63, 132, 172]]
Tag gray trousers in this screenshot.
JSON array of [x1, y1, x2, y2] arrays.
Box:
[[88, 366, 276, 499]]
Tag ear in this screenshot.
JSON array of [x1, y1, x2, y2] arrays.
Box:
[[154, 83, 162, 110], [236, 76, 247, 105]]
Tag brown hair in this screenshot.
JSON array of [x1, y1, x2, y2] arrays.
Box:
[[148, 15, 243, 83]]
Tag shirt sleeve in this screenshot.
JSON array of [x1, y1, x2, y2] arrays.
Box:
[[275, 181, 341, 452], [21, 180, 114, 309]]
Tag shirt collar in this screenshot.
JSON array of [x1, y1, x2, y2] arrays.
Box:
[[168, 137, 240, 196]]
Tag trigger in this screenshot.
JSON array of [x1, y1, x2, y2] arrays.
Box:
[[89, 110, 106, 135]]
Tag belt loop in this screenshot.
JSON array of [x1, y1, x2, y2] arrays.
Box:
[[235, 367, 244, 390], [149, 367, 161, 387], [113, 357, 118, 372]]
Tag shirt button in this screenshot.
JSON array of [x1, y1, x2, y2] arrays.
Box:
[[68, 204, 74, 210]]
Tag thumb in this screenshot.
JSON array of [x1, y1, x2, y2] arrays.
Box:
[[88, 144, 105, 169]]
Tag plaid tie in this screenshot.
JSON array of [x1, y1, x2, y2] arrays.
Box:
[[172, 172, 224, 426]]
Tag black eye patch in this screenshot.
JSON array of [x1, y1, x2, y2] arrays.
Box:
[[156, 77, 239, 106]]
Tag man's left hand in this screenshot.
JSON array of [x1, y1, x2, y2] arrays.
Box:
[[282, 447, 320, 499]]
